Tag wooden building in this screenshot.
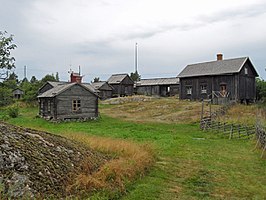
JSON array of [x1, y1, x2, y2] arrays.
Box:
[[38, 81, 67, 95], [12, 88, 24, 99], [91, 81, 113, 100], [107, 74, 134, 97], [178, 54, 259, 103], [37, 82, 98, 120], [136, 77, 179, 97]]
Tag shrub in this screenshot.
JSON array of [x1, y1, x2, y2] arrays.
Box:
[[7, 106, 19, 118]]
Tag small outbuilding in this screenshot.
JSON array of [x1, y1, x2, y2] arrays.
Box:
[[178, 54, 259, 103], [107, 74, 134, 97], [12, 88, 24, 99], [37, 82, 98, 120], [91, 81, 113, 100], [136, 77, 179, 97]]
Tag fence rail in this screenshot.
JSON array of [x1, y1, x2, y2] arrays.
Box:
[[200, 100, 266, 158], [200, 118, 255, 139], [255, 122, 266, 158]]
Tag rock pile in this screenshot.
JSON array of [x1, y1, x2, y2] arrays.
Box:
[[0, 122, 108, 198]]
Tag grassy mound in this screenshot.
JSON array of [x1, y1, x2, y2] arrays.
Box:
[[0, 122, 110, 199]]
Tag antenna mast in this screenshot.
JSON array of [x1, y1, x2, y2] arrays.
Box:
[[135, 42, 138, 73], [24, 65, 27, 79]]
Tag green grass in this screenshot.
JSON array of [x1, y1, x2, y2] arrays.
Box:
[[5, 106, 266, 199]]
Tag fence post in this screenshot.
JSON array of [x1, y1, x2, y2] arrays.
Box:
[[229, 124, 233, 139], [238, 124, 240, 138], [261, 144, 266, 158]]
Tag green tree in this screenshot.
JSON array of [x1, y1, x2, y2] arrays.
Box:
[[93, 77, 100, 82], [0, 31, 17, 80], [55, 72, 60, 81], [130, 71, 141, 82], [256, 78, 266, 101], [30, 76, 38, 84]]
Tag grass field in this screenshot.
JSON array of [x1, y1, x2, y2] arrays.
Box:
[[4, 98, 266, 199]]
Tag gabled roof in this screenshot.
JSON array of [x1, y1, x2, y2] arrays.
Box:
[[37, 83, 97, 98], [107, 74, 130, 84], [47, 81, 67, 87], [136, 77, 179, 86], [38, 81, 67, 94], [91, 81, 113, 90], [82, 83, 99, 93], [178, 57, 258, 78]]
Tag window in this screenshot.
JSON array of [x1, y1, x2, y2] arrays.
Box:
[[220, 84, 227, 97], [200, 85, 207, 94], [245, 67, 248, 75], [72, 99, 81, 111], [186, 86, 192, 95]]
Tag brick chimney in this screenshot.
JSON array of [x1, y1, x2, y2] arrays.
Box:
[[217, 53, 223, 61], [70, 72, 82, 83]]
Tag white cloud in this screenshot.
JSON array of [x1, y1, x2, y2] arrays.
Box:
[[1, 0, 266, 80]]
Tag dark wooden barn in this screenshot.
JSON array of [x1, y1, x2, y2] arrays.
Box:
[[107, 74, 134, 97], [91, 81, 113, 100], [12, 88, 24, 99], [136, 77, 179, 97], [178, 54, 259, 103], [37, 82, 98, 120]]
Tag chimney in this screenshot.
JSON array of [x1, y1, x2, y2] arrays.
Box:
[[217, 53, 223, 61], [70, 72, 82, 83]]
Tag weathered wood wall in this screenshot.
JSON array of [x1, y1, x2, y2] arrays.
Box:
[[39, 84, 98, 120]]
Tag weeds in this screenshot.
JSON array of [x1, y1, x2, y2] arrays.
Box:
[[64, 134, 155, 198]]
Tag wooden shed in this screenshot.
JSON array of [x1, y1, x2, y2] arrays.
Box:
[[12, 88, 24, 99], [136, 77, 179, 97], [107, 74, 134, 97], [178, 54, 259, 103], [91, 81, 113, 100], [37, 82, 98, 120]]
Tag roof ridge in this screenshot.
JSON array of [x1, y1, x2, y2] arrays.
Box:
[[187, 56, 248, 66]]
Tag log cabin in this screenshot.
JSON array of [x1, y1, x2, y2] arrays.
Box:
[[178, 54, 259, 104], [37, 72, 98, 120], [107, 74, 134, 97], [91, 81, 113, 100]]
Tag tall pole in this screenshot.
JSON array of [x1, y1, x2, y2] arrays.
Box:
[[24, 65, 27, 79], [135, 42, 138, 73]]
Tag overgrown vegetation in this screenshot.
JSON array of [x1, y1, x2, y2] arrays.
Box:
[[65, 134, 154, 198], [5, 98, 266, 199]]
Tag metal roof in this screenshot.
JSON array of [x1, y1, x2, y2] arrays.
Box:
[[107, 74, 129, 84], [178, 57, 258, 78], [136, 77, 179, 86]]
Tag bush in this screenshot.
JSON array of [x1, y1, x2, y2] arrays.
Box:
[[7, 106, 19, 118]]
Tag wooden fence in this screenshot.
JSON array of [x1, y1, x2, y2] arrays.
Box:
[[200, 100, 266, 158], [200, 118, 255, 139], [255, 122, 266, 158]]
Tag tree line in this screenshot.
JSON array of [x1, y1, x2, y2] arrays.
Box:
[[0, 31, 60, 106]]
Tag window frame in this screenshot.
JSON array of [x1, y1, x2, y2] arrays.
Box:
[[72, 99, 81, 112], [244, 67, 248, 75], [186, 86, 192, 95], [200, 84, 207, 94]]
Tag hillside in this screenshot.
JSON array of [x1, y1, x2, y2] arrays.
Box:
[[101, 96, 208, 124], [0, 122, 109, 199]]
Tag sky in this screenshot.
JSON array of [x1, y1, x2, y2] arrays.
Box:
[[1, 0, 266, 82]]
